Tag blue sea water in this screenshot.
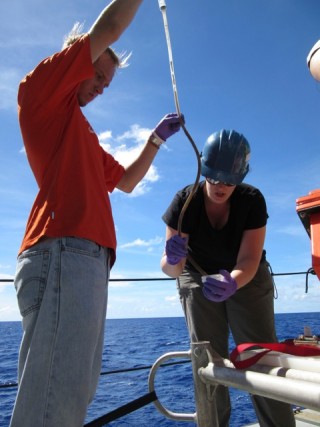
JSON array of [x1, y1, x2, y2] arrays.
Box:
[[1, 313, 320, 427]]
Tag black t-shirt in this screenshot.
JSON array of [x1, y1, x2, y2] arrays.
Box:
[[162, 181, 268, 274]]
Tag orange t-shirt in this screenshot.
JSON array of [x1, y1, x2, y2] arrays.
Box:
[[18, 35, 125, 265]]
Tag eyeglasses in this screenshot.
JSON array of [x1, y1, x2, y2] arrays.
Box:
[[206, 177, 235, 187]]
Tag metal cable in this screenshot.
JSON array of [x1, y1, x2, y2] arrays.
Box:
[[158, 0, 207, 276], [1, 269, 315, 286], [158, 0, 202, 237], [0, 359, 190, 389]]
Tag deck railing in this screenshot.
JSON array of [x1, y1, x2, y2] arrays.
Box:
[[148, 341, 320, 426], [1, 269, 319, 426]]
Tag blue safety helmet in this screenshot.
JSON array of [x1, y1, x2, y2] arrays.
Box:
[[200, 129, 250, 185]]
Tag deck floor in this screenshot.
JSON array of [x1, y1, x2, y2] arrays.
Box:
[[245, 409, 320, 427]]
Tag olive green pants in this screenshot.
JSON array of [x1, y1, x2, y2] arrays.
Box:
[[178, 261, 296, 427]]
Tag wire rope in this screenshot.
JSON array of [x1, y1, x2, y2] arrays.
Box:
[[158, 0, 202, 237], [158, 0, 208, 275]]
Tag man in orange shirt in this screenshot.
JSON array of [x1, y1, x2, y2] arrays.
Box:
[[10, 1, 182, 426]]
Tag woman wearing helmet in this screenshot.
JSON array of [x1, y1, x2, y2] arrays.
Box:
[[161, 130, 296, 427]]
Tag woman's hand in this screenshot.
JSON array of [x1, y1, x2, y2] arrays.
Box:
[[165, 235, 188, 265], [202, 270, 237, 302]]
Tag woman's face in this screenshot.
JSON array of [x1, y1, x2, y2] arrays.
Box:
[[205, 178, 236, 204]]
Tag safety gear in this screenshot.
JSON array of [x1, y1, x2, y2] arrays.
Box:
[[165, 235, 188, 265], [201, 130, 250, 185], [153, 113, 183, 142], [202, 270, 237, 302], [206, 178, 235, 187]]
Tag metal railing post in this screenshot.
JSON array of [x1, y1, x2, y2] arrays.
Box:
[[190, 342, 220, 427], [148, 350, 197, 422]]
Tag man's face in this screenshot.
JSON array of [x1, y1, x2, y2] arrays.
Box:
[[77, 52, 116, 106]]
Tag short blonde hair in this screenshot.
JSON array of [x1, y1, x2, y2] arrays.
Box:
[[62, 22, 131, 68]]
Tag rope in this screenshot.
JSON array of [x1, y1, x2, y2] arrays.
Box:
[[306, 267, 316, 293], [0, 277, 175, 283], [266, 261, 278, 299], [0, 270, 316, 286], [84, 391, 158, 426], [99, 359, 189, 376], [0, 360, 190, 389], [269, 268, 316, 294], [1, 360, 190, 424], [0, 382, 17, 389], [83, 361, 190, 425]]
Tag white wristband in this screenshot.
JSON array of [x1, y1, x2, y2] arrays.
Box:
[[149, 132, 165, 148]]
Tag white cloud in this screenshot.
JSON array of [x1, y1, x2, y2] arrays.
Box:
[[97, 130, 112, 143], [123, 175, 157, 198], [119, 236, 163, 249], [98, 124, 151, 157], [0, 265, 13, 272], [273, 273, 320, 313], [0, 305, 14, 314], [165, 294, 179, 302], [117, 124, 151, 144], [109, 280, 133, 288], [99, 124, 160, 198]]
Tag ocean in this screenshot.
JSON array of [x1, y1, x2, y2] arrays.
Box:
[[1, 313, 320, 427]]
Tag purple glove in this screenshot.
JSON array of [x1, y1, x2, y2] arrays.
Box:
[[202, 270, 237, 302], [165, 235, 188, 265], [154, 113, 183, 141]]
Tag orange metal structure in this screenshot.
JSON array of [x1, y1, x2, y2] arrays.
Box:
[[296, 189, 320, 280]]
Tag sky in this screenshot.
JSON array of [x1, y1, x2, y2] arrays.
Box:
[[1, 0, 320, 322]]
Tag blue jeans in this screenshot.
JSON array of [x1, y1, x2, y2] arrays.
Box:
[[10, 237, 110, 427]]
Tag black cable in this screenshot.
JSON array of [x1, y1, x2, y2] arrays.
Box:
[[84, 391, 157, 426], [267, 261, 278, 299], [0, 360, 190, 389], [0, 271, 315, 283], [100, 359, 189, 376], [305, 267, 316, 293], [0, 277, 175, 283]]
